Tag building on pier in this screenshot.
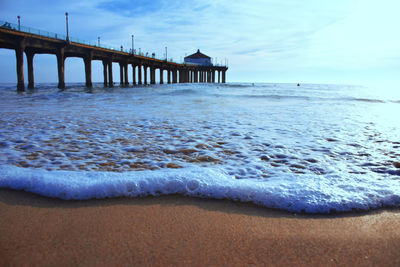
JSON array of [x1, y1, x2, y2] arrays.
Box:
[[184, 49, 212, 66]]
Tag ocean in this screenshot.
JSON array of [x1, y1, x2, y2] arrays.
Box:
[[0, 82, 399, 213]]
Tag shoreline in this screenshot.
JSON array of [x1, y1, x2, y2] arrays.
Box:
[[1, 188, 400, 266]]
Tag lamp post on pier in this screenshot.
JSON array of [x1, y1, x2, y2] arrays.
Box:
[[65, 12, 69, 42], [165, 46, 167, 61], [131, 35, 134, 54], [17, 16, 20, 31], [98, 37, 100, 46]]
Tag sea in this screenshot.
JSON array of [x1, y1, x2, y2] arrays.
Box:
[[0, 82, 399, 213]]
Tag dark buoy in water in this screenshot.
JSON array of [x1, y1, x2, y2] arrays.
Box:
[[297, 83, 300, 86]]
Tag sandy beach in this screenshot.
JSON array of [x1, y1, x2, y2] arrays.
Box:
[[0, 188, 399, 266]]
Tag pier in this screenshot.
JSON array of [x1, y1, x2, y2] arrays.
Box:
[[0, 20, 228, 91]]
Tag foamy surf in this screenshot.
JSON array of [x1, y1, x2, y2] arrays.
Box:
[[1, 82, 400, 214], [1, 165, 399, 213]]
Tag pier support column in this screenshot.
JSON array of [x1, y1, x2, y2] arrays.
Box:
[[167, 69, 171, 84], [159, 68, 163, 84], [119, 63, 124, 86], [150, 66, 156, 84], [102, 60, 108, 87], [108, 60, 113, 87], [26, 51, 35, 89], [194, 71, 198, 83], [138, 64, 142, 85], [180, 70, 183, 83], [132, 64, 136, 85], [149, 67, 153, 84], [181, 69, 184, 83], [57, 48, 65, 89], [212, 70, 215, 83], [143, 66, 147, 85], [172, 70, 177, 83], [84, 55, 92, 88], [124, 63, 129, 86], [218, 70, 220, 83], [222, 70, 226, 83], [15, 45, 25, 91]]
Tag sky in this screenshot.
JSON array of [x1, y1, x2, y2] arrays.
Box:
[[0, 0, 399, 86]]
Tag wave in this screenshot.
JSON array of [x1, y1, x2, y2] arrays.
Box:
[[160, 89, 199, 96], [221, 83, 252, 88], [209, 93, 388, 103], [1, 165, 399, 214], [205, 93, 311, 101], [341, 97, 386, 103]]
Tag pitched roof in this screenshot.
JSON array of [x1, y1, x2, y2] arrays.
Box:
[[184, 49, 211, 59]]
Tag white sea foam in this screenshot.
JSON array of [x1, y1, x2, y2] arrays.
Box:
[[0, 83, 400, 213], [1, 165, 399, 213]]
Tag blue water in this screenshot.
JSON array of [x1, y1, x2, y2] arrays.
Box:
[[0, 82, 399, 213]]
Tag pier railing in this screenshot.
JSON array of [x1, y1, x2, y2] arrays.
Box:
[[1, 19, 217, 66]]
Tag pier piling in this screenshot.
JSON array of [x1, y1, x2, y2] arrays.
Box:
[[56, 48, 65, 89], [102, 60, 108, 87], [138, 64, 142, 85], [15, 45, 25, 91], [132, 64, 136, 85], [107, 60, 113, 87], [84, 55, 92, 88], [26, 51, 34, 89]]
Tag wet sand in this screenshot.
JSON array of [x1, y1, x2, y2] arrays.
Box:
[[0, 189, 399, 266]]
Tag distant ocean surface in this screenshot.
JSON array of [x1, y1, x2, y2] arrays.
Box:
[[0, 82, 399, 213]]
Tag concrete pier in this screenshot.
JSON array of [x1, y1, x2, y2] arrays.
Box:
[[15, 44, 24, 91], [26, 50, 34, 89], [132, 64, 136, 85], [0, 26, 228, 90], [84, 54, 92, 88], [107, 60, 113, 87], [172, 69, 177, 83], [159, 68, 163, 84], [119, 63, 124, 86], [56, 48, 65, 89], [150, 66, 155, 84], [138, 64, 142, 85], [102, 60, 107, 86], [143, 66, 147, 85]]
